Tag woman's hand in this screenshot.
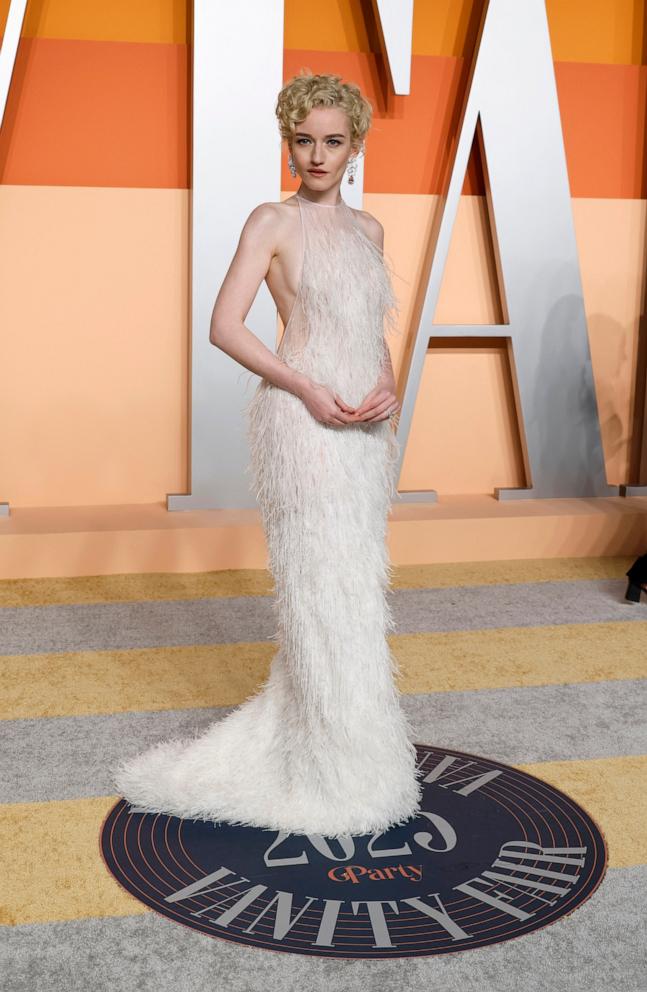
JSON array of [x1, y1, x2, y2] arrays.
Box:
[[351, 379, 400, 423], [351, 345, 400, 423], [296, 378, 359, 426]]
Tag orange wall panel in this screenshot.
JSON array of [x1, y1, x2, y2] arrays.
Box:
[[0, 36, 645, 197], [0, 37, 188, 188], [3, 0, 644, 65]]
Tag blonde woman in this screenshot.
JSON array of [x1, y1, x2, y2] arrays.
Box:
[[114, 72, 422, 839]]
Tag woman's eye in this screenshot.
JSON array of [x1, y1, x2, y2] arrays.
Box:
[[295, 138, 342, 146]]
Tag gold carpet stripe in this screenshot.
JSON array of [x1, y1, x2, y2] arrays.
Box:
[[396, 621, 647, 695], [0, 796, 147, 925], [0, 642, 274, 720], [392, 556, 634, 590], [2, 621, 645, 721], [0, 557, 634, 607], [1, 755, 643, 926], [518, 755, 646, 871]]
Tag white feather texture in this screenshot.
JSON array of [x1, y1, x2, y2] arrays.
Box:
[[112, 194, 423, 839]]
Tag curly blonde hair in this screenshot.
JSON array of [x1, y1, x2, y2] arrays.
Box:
[[276, 70, 372, 152]]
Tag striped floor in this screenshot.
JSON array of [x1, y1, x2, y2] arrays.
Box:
[[1, 557, 646, 991]]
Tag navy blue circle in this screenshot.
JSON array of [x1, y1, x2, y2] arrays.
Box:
[[100, 744, 608, 957]]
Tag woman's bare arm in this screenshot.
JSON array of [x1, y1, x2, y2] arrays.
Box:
[[210, 203, 359, 425], [209, 203, 309, 397]]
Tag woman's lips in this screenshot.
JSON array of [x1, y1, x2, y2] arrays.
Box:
[[308, 170, 326, 175]]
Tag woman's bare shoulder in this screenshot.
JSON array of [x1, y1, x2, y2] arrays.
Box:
[[247, 197, 299, 223], [239, 199, 298, 252], [245, 196, 298, 232], [348, 204, 384, 249]]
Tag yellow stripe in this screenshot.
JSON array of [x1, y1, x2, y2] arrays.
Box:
[[1, 755, 642, 926], [0, 570, 276, 608], [396, 621, 647, 695], [0, 557, 634, 607], [0, 796, 146, 925], [0, 642, 275, 720], [2, 621, 645, 721], [392, 557, 633, 589], [519, 755, 646, 871]]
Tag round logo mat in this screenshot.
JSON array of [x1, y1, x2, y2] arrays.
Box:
[[100, 744, 608, 958]]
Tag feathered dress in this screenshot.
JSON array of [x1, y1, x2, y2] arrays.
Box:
[[112, 192, 423, 839]]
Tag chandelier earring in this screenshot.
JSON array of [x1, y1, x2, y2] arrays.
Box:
[[288, 151, 297, 178], [346, 144, 364, 185]]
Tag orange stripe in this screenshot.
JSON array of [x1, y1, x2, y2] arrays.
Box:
[[0, 0, 188, 44], [282, 52, 647, 198], [0, 37, 188, 189], [1, 0, 643, 65], [555, 61, 647, 198], [1, 36, 645, 197], [545, 0, 645, 65]]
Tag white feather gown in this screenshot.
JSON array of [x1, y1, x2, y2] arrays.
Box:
[[112, 193, 423, 839]]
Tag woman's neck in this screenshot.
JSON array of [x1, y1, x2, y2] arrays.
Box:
[[296, 188, 344, 207]]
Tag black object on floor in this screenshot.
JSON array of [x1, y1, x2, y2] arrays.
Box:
[[625, 553, 647, 603]]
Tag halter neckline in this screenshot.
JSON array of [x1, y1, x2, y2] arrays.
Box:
[[296, 193, 345, 208]]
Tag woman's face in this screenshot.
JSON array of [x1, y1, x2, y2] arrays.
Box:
[[290, 106, 357, 192]]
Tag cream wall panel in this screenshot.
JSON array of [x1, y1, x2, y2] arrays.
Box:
[[0, 185, 189, 506], [0, 188, 643, 505]]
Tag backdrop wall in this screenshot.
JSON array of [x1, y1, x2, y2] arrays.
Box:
[[1, 0, 645, 507]]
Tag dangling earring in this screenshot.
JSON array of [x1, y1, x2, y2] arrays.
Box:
[[288, 153, 297, 178], [346, 145, 363, 185]]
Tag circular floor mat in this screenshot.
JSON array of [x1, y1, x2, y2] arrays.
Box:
[[100, 744, 608, 958]]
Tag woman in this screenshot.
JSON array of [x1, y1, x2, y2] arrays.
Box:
[[113, 72, 423, 839]]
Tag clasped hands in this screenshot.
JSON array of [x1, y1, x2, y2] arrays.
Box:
[[298, 375, 400, 428]]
